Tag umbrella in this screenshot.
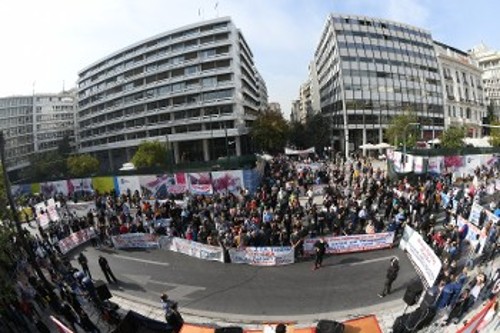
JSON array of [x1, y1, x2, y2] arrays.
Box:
[[359, 143, 377, 150], [374, 142, 392, 149]]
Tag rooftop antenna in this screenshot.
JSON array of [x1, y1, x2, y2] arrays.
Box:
[[62, 80, 65, 92]]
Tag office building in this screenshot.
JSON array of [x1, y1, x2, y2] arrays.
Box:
[[313, 14, 444, 156], [77, 17, 267, 170]]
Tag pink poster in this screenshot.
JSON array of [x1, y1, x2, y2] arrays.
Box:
[[188, 172, 213, 195], [211, 170, 243, 193]]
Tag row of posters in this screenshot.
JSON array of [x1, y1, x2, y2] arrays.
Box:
[[12, 169, 260, 199]]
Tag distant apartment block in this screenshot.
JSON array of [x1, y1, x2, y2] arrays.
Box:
[[0, 91, 76, 173]]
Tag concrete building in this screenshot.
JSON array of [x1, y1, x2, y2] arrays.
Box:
[[435, 42, 485, 138], [0, 91, 76, 173], [470, 43, 500, 120], [290, 99, 301, 122], [77, 17, 267, 171], [313, 14, 444, 157], [293, 61, 321, 124]]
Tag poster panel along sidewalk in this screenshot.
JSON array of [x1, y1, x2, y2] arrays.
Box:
[[160, 237, 224, 262], [58, 228, 97, 254], [229, 246, 294, 266], [111, 233, 160, 249], [303, 232, 395, 255], [402, 226, 442, 288]]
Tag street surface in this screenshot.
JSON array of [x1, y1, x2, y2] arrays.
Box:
[[74, 245, 417, 318]]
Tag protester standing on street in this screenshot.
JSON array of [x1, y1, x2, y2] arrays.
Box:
[[78, 252, 92, 280], [161, 293, 184, 332], [379, 257, 400, 297], [98, 255, 118, 284], [313, 237, 328, 270]]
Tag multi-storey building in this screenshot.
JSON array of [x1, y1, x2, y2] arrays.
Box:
[[290, 100, 301, 123], [77, 17, 267, 171], [313, 14, 444, 156], [470, 43, 500, 120], [293, 61, 321, 124], [435, 42, 485, 138], [0, 91, 76, 173]]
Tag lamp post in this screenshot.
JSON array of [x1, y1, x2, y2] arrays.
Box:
[[0, 131, 49, 287], [403, 122, 420, 168]]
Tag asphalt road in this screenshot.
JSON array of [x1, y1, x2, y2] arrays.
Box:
[[74, 245, 418, 317]]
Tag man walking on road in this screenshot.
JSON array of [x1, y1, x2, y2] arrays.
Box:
[[98, 255, 118, 284], [313, 237, 328, 270], [78, 252, 92, 280], [379, 257, 400, 297]]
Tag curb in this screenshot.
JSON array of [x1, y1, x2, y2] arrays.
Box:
[[109, 289, 406, 327]]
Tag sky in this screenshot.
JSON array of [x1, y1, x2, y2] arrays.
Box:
[[0, 0, 499, 118]]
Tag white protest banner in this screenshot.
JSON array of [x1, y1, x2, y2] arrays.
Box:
[[46, 198, 60, 222], [468, 202, 484, 226], [111, 233, 159, 249], [162, 237, 224, 262], [304, 232, 395, 255], [187, 172, 213, 195], [58, 228, 97, 254], [457, 216, 485, 248], [35, 202, 50, 228], [211, 170, 243, 194], [65, 201, 97, 218], [228, 247, 294, 266], [404, 226, 442, 288], [115, 176, 141, 196]]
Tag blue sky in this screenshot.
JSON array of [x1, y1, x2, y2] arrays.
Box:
[[0, 0, 498, 118]]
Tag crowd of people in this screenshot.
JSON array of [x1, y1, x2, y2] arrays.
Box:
[[3, 152, 500, 332]]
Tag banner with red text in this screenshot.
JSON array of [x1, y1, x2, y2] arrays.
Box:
[[229, 246, 294, 266], [111, 233, 160, 249], [304, 232, 395, 255], [58, 228, 96, 254], [188, 172, 213, 195]]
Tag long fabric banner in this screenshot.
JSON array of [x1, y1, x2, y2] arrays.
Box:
[[58, 228, 96, 254], [228, 246, 294, 266], [303, 232, 395, 255], [161, 237, 224, 262], [65, 201, 96, 218], [187, 172, 213, 195], [403, 226, 442, 288], [211, 170, 244, 194], [111, 233, 160, 249]]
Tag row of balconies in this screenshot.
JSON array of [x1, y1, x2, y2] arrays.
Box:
[[80, 24, 231, 80], [78, 79, 235, 122]]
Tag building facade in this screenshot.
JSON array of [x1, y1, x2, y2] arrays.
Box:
[[313, 14, 444, 156], [435, 42, 485, 138], [0, 91, 76, 173], [77, 17, 267, 171], [470, 43, 500, 120]]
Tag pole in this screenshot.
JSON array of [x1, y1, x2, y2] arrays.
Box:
[[0, 131, 50, 286], [224, 123, 229, 166], [165, 134, 172, 173]]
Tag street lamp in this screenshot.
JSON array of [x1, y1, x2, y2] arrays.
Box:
[[403, 122, 420, 168], [0, 131, 50, 287]]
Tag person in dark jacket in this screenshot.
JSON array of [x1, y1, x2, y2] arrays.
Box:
[[98, 255, 118, 283], [78, 252, 92, 279], [313, 238, 328, 270], [379, 257, 400, 297]]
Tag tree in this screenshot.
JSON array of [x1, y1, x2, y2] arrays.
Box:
[[250, 109, 289, 154], [304, 113, 331, 151], [385, 111, 420, 148], [67, 154, 100, 177], [288, 121, 307, 149], [131, 140, 169, 169], [489, 120, 500, 147], [440, 126, 466, 149], [57, 134, 73, 157], [22, 150, 67, 181]]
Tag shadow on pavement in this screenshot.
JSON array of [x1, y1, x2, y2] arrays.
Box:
[[109, 280, 147, 293]]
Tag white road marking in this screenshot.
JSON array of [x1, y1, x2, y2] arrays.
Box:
[[112, 254, 170, 266], [148, 279, 206, 300], [335, 255, 394, 268]]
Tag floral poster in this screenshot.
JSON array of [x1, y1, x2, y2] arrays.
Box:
[[211, 170, 243, 193]]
